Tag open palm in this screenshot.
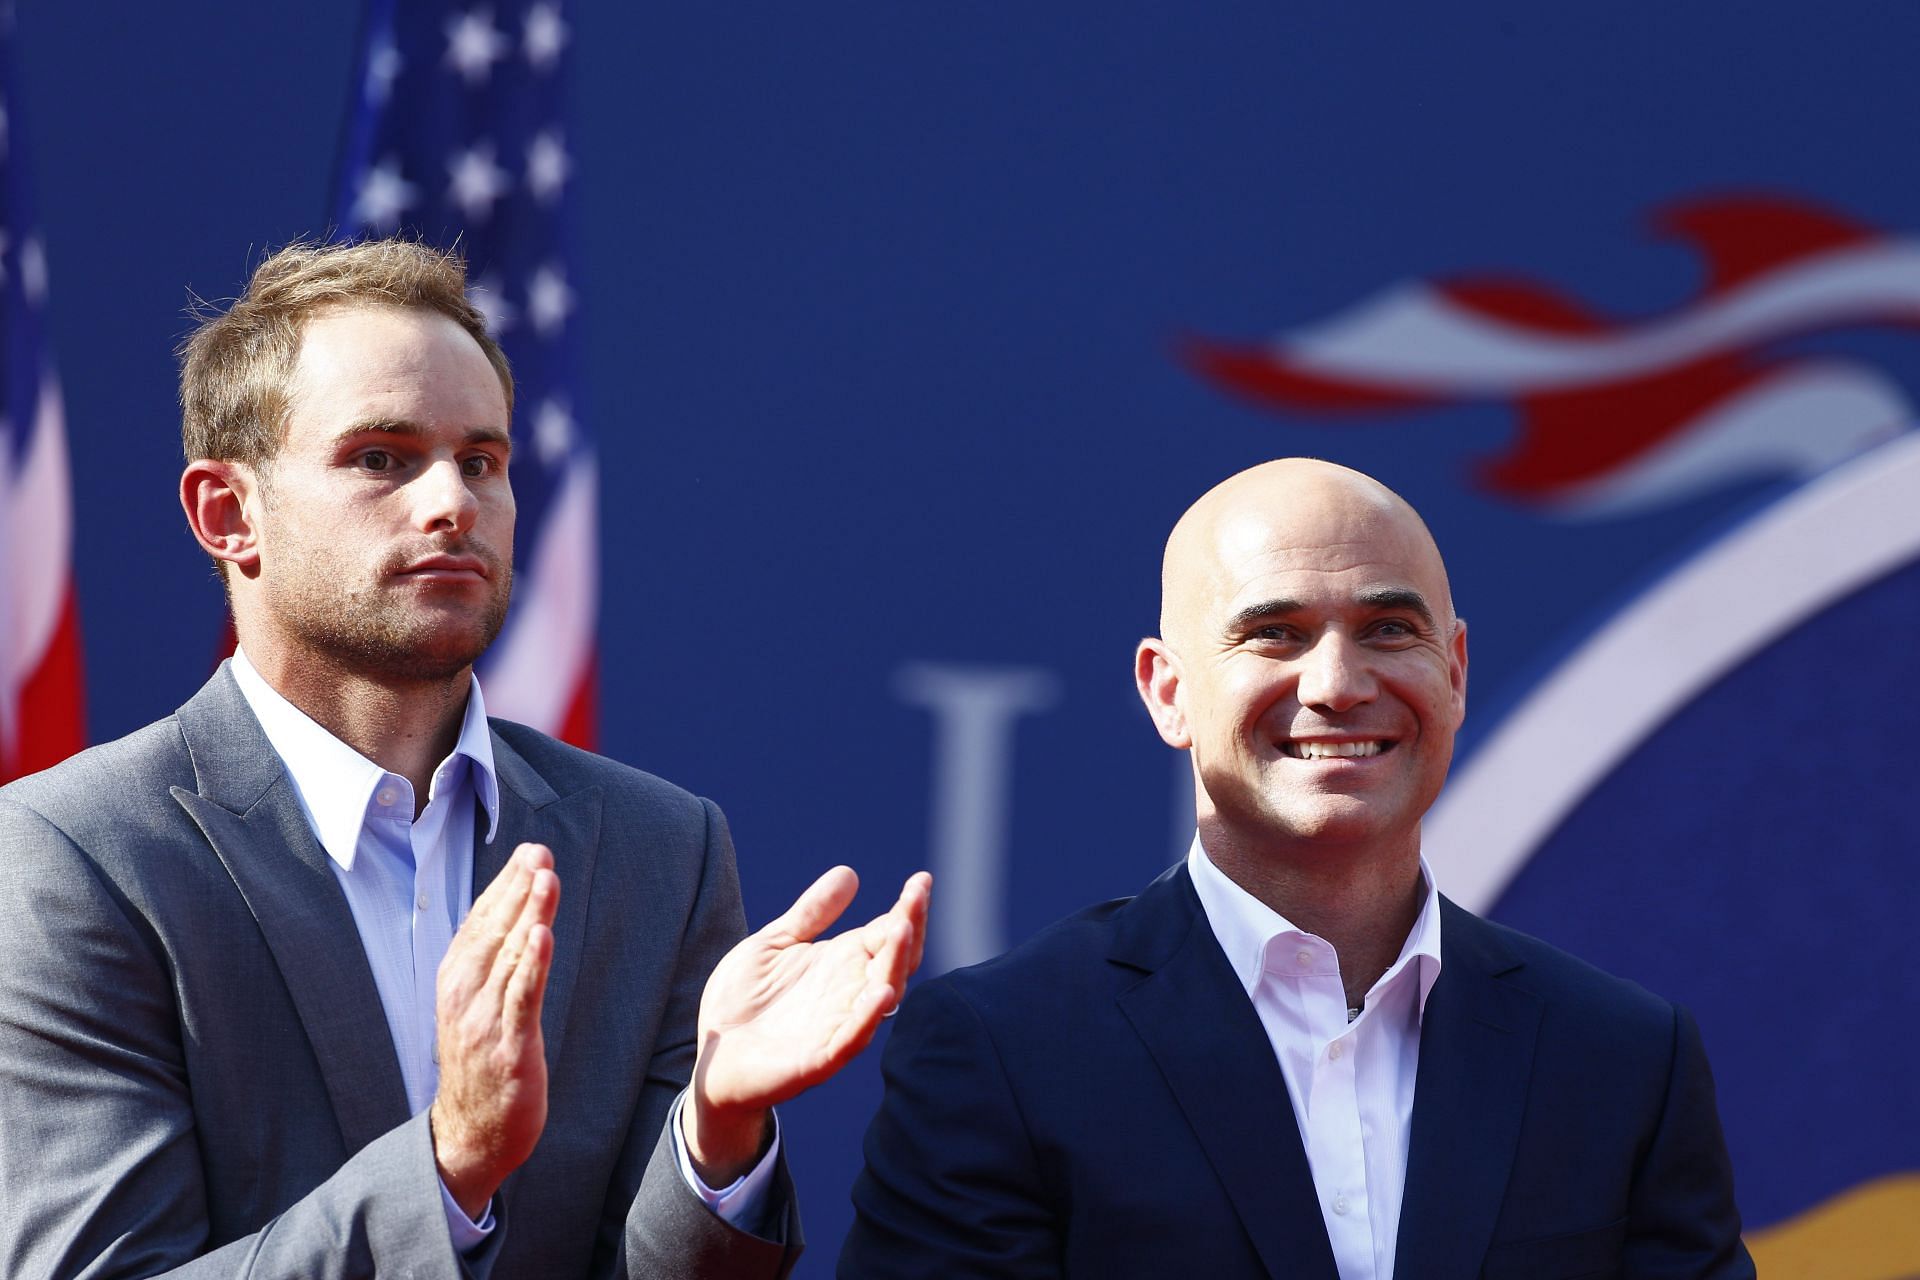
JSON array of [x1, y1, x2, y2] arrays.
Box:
[[695, 866, 930, 1115]]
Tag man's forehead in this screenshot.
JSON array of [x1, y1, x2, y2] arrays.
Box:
[[1210, 499, 1440, 580], [294, 302, 471, 370], [1162, 462, 1454, 638], [287, 304, 505, 415]]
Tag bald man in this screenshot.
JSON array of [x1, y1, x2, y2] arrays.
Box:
[[841, 460, 1752, 1279]]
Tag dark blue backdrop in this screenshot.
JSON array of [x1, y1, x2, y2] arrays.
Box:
[[16, 4, 1917, 1271]]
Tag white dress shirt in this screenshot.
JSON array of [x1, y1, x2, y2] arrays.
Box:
[[230, 650, 776, 1250], [1187, 839, 1443, 1280]]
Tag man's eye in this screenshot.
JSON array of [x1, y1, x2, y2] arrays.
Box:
[[461, 455, 496, 477], [359, 451, 393, 472]]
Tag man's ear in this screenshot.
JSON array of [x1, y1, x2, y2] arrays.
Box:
[[181, 459, 263, 577], [1448, 617, 1469, 729], [1135, 637, 1191, 749]]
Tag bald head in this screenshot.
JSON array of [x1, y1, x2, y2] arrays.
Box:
[[1158, 458, 1454, 652], [1136, 457, 1469, 868]]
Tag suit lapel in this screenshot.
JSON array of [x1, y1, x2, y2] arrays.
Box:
[[1113, 867, 1340, 1280], [171, 666, 410, 1156], [1395, 899, 1541, 1274], [171, 674, 612, 1158], [485, 728, 602, 1071]]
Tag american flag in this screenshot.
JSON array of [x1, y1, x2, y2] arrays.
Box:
[[335, 0, 598, 746], [0, 8, 87, 783]]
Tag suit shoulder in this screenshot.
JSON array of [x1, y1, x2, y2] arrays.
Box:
[[926, 894, 1135, 1010], [487, 717, 714, 824], [1448, 901, 1677, 1029], [0, 715, 191, 838]]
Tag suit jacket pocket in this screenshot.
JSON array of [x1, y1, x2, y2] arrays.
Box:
[[1480, 1217, 1627, 1280]]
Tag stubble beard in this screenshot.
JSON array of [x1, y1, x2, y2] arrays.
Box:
[[268, 543, 514, 684]]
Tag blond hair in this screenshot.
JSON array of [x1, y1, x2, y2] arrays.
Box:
[[179, 238, 513, 466]]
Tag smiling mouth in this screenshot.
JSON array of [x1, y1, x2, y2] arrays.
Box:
[[1282, 740, 1390, 760]]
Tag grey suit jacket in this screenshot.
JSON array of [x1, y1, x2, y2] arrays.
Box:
[[0, 665, 802, 1279]]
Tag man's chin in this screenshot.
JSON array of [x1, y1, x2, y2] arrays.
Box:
[[389, 620, 501, 679], [385, 645, 490, 683], [1257, 793, 1404, 848], [295, 615, 501, 684]]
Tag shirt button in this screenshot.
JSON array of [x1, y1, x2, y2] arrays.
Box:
[[416, 892, 430, 911], [1333, 1194, 1349, 1216], [1295, 948, 1314, 969], [1328, 1041, 1344, 1061], [376, 788, 397, 807]]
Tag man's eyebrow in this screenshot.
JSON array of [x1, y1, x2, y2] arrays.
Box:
[[1224, 588, 1436, 633], [1355, 586, 1435, 624], [332, 420, 513, 451], [1224, 598, 1305, 633]]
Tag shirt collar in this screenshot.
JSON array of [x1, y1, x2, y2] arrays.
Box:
[[229, 648, 501, 869], [1187, 835, 1444, 1016]]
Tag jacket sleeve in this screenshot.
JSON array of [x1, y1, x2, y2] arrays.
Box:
[[1621, 1004, 1756, 1279], [0, 795, 476, 1280], [839, 977, 1062, 1280], [610, 796, 802, 1280]]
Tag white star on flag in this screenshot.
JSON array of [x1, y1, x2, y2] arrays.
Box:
[[534, 397, 574, 464], [445, 8, 509, 86], [19, 235, 47, 305], [527, 263, 575, 336], [524, 3, 569, 72], [448, 142, 512, 221], [366, 38, 402, 105], [469, 272, 517, 335], [526, 130, 572, 205], [352, 157, 417, 229]]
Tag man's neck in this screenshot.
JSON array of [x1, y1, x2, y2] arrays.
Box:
[[242, 644, 471, 813], [1199, 823, 1426, 1009]]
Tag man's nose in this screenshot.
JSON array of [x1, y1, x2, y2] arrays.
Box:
[[1295, 632, 1376, 712], [414, 458, 480, 533]]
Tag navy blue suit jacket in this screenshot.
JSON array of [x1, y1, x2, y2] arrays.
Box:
[[842, 863, 1752, 1279]]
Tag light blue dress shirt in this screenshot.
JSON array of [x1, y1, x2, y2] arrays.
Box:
[[229, 650, 776, 1251]]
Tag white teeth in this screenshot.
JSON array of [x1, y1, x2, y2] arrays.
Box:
[[1286, 741, 1383, 760]]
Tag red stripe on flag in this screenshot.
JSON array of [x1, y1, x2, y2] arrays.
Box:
[[557, 651, 598, 751], [1479, 355, 1775, 497], [1437, 277, 1614, 335], [6, 581, 86, 782], [1180, 339, 1436, 412], [1653, 194, 1875, 297]]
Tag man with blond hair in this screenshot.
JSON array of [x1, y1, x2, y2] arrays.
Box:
[[843, 458, 1750, 1278], [0, 238, 928, 1279]]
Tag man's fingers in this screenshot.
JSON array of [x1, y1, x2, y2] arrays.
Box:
[[501, 922, 554, 1039], [820, 982, 896, 1068], [764, 865, 860, 943], [898, 871, 932, 975], [854, 872, 930, 1000], [458, 845, 552, 944], [866, 916, 916, 1000], [486, 868, 559, 997], [442, 846, 555, 1006], [484, 843, 553, 901]]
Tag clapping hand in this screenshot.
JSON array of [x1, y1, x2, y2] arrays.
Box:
[[683, 867, 932, 1183], [429, 842, 560, 1219]]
